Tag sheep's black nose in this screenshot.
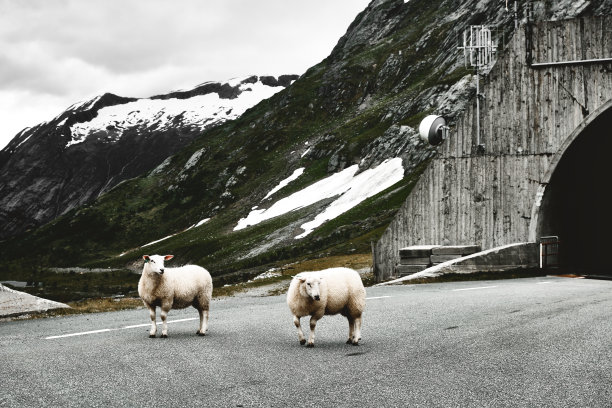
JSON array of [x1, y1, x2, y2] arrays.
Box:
[[160, 269, 165, 274], [314, 295, 320, 301]]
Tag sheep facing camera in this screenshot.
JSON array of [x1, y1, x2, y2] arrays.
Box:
[[418, 115, 449, 146]]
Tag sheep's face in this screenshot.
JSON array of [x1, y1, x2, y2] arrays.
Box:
[[298, 275, 323, 301], [143, 254, 174, 275]]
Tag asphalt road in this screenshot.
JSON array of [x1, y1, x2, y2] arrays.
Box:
[[1, 277, 611, 407]]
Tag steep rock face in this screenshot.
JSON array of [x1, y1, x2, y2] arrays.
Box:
[[0, 76, 297, 239]]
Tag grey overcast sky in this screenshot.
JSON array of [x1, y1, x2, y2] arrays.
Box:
[[0, 0, 371, 149]]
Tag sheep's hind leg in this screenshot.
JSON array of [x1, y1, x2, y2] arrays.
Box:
[[351, 315, 362, 345], [293, 316, 306, 345], [346, 316, 355, 345], [196, 308, 208, 336]]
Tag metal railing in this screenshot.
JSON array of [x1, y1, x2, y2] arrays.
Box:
[[539, 236, 560, 269]]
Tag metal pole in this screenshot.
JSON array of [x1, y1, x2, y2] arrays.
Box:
[[531, 57, 612, 68], [475, 33, 480, 149], [476, 67, 480, 147], [514, 0, 518, 29]]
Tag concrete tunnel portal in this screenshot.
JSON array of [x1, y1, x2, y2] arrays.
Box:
[[535, 105, 612, 275], [374, 17, 612, 281]]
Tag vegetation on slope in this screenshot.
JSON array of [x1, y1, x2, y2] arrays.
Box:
[[0, 0, 520, 301]]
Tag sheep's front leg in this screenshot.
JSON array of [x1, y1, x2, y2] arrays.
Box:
[[146, 304, 157, 338], [197, 309, 209, 336], [306, 316, 320, 348], [160, 306, 170, 338], [293, 315, 306, 345]]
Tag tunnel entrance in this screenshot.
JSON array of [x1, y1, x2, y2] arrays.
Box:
[[537, 107, 612, 276]]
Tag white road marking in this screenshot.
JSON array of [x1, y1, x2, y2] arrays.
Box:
[[45, 317, 199, 340], [46, 329, 113, 339], [452, 286, 497, 292], [162, 317, 199, 324], [121, 323, 152, 329], [536, 281, 552, 284], [366, 296, 392, 300]]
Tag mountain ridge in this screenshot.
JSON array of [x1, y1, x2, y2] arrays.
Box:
[[0, 75, 298, 239], [2, 0, 611, 290]]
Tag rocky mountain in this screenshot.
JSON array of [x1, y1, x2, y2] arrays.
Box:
[[0, 75, 298, 239], [1, 0, 610, 284]]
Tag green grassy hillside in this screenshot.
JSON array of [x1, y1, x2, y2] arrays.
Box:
[[0, 0, 519, 300]]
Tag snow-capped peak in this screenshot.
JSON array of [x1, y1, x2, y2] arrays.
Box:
[[65, 75, 296, 148]]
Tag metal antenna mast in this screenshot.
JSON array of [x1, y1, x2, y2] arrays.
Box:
[[458, 25, 497, 153], [504, 0, 519, 28]]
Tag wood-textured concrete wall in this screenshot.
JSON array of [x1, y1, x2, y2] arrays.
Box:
[[375, 16, 612, 281]]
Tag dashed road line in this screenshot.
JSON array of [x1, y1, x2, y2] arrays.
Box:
[[366, 296, 392, 300], [121, 323, 152, 329], [452, 286, 497, 292], [45, 317, 199, 340], [46, 329, 113, 340]]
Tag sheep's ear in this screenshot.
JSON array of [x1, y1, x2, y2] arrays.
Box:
[[297, 276, 306, 282], [164, 255, 174, 261], [143, 255, 150, 263]]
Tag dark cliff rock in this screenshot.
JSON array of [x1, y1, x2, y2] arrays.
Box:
[[259, 75, 300, 87]]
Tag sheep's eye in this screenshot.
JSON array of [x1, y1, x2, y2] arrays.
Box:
[[307, 283, 311, 286], [151, 260, 155, 263]]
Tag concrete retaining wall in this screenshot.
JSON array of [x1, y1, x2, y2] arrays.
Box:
[[378, 242, 539, 286]]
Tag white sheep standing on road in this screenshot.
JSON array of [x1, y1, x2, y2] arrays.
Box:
[[287, 267, 366, 347], [138, 254, 212, 338]]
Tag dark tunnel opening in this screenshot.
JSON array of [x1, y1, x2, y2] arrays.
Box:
[[538, 107, 612, 276]]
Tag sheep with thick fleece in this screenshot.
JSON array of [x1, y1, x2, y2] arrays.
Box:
[[287, 267, 365, 347], [138, 254, 212, 338]]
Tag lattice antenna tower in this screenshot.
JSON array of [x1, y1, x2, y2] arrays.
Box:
[[458, 25, 498, 152]]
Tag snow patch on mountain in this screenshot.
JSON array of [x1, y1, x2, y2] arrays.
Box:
[[14, 129, 34, 150], [296, 158, 404, 238], [66, 79, 286, 148], [263, 167, 305, 200], [141, 234, 176, 248], [193, 218, 210, 228], [139, 216, 210, 250], [234, 158, 404, 236]]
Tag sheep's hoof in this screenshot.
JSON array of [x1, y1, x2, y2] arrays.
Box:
[[300, 339, 306, 345], [161, 334, 168, 338], [149, 334, 156, 338], [196, 331, 206, 336], [306, 343, 315, 348], [351, 341, 360, 346], [346, 339, 352, 345]]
